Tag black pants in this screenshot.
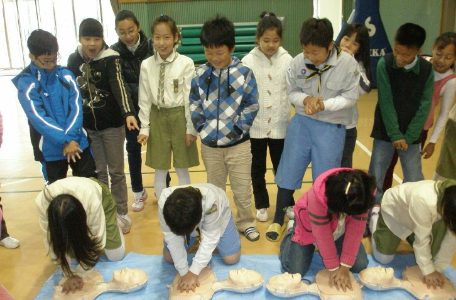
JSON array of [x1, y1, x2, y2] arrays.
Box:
[[250, 138, 285, 209], [0, 200, 9, 240], [46, 147, 97, 184]]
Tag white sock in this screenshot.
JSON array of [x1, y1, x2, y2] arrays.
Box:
[[175, 168, 191, 185], [134, 190, 144, 200], [369, 205, 380, 234], [154, 169, 168, 200]]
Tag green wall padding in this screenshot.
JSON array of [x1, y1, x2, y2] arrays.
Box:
[[121, 0, 313, 57]]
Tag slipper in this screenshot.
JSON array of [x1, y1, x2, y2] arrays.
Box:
[[265, 223, 286, 242], [244, 227, 260, 242]]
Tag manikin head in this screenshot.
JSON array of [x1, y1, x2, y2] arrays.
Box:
[[226, 268, 263, 287], [112, 268, 147, 290], [267, 272, 303, 293], [359, 266, 396, 287]]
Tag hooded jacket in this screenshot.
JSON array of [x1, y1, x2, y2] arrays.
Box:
[[190, 56, 259, 147], [67, 45, 135, 131], [292, 168, 368, 270], [12, 62, 89, 161], [110, 30, 154, 111]]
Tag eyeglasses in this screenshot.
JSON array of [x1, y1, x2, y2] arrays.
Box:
[[118, 29, 137, 38], [36, 53, 61, 66]]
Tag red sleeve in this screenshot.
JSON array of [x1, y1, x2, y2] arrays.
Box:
[[308, 186, 340, 269]]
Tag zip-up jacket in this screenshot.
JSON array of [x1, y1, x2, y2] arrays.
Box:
[[292, 168, 368, 270], [110, 30, 154, 112], [190, 56, 259, 147], [12, 62, 89, 161], [67, 45, 135, 131]]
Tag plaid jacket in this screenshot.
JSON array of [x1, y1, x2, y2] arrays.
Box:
[[190, 57, 259, 147]]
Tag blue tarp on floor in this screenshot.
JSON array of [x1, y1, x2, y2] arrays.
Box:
[[35, 252, 456, 299]]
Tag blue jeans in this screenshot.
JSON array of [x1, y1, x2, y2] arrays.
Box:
[[368, 139, 424, 204], [275, 115, 345, 190], [125, 118, 143, 193], [280, 225, 368, 277]]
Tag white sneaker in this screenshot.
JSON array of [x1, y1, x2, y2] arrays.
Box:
[[132, 189, 148, 212], [256, 209, 268, 222], [116, 214, 132, 234], [286, 206, 295, 220], [0, 236, 20, 249]]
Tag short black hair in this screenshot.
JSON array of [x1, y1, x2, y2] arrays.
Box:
[[163, 187, 203, 236], [300, 18, 333, 48], [200, 15, 235, 50], [325, 170, 376, 218], [395, 23, 426, 49], [441, 185, 456, 235], [115, 10, 140, 28], [27, 29, 58, 57]]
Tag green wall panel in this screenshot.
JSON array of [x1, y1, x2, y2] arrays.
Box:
[[121, 0, 313, 57]]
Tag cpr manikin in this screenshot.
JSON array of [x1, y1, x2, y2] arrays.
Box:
[[52, 268, 147, 299], [266, 270, 363, 299], [359, 266, 456, 300], [168, 267, 263, 300]]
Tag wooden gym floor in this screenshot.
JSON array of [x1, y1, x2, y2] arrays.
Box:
[[0, 75, 454, 299]]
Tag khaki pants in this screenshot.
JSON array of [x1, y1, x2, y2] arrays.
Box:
[[201, 141, 256, 232]]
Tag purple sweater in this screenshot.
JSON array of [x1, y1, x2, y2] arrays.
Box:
[[292, 168, 368, 269]]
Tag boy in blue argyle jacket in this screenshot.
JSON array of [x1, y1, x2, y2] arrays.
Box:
[[190, 15, 260, 242]]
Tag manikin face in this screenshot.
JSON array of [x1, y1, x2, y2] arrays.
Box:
[[393, 43, 421, 68], [339, 33, 360, 55], [116, 18, 140, 47], [113, 268, 147, 287], [153, 22, 178, 60], [360, 266, 395, 285], [302, 42, 333, 66], [203, 45, 234, 70], [227, 268, 263, 286], [257, 29, 281, 59], [431, 43, 456, 74], [79, 36, 104, 60], [268, 272, 302, 292]]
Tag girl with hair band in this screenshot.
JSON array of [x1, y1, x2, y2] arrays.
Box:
[[241, 12, 293, 223], [137, 15, 199, 201], [35, 177, 125, 294], [280, 168, 376, 291]]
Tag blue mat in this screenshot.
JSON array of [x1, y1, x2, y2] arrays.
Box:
[[35, 252, 456, 299]]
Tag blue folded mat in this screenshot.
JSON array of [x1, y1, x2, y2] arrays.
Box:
[[35, 252, 456, 299]]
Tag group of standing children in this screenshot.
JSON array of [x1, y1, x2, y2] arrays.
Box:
[[6, 6, 456, 294]]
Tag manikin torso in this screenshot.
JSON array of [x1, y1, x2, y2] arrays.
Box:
[[266, 270, 363, 299], [359, 266, 456, 300], [52, 268, 147, 300], [168, 267, 264, 300]]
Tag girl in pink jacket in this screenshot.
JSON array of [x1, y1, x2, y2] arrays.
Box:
[[280, 168, 376, 291]]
